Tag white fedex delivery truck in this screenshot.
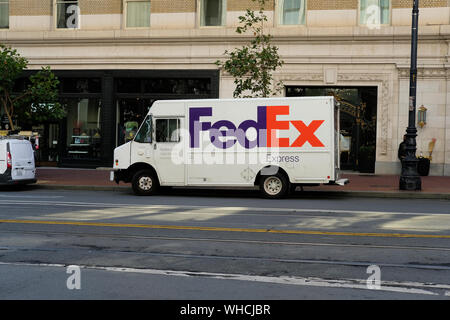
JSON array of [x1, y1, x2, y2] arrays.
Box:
[[111, 97, 348, 198]]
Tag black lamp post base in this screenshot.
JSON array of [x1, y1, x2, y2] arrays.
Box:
[[399, 175, 422, 191]]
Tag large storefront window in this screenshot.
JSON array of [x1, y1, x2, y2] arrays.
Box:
[[286, 86, 377, 173], [64, 98, 102, 160], [115, 76, 213, 147], [11, 70, 218, 168], [116, 78, 212, 95], [116, 98, 154, 146]]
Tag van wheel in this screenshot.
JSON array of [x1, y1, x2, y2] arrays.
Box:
[[259, 173, 289, 199], [132, 170, 158, 196]]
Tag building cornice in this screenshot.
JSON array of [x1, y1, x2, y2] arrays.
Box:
[[2, 25, 450, 45]]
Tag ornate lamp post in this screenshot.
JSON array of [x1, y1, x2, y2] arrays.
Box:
[[400, 0, 421, 190]]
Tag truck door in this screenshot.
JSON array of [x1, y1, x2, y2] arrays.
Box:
[[153, 117, 185, 185], [130, 114, 154, 169]]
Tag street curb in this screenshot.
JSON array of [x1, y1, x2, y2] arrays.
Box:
[[33, 184, 450, 200], [34, 184, 129, 192]]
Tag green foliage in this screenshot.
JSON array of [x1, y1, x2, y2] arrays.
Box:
[[0, 45, 63, 130], [19, 67, 65, 124], [215, 0, 284, 98], [0, 45, 28, 92]]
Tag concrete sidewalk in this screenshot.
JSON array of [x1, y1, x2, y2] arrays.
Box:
[[30, 167, 450, 200]]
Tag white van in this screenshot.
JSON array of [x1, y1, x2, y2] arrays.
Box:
[[111, 97, 348, 198], [0, 138, 37, 186]]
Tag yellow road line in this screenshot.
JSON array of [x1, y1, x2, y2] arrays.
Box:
[[0, 219, 450, 239]]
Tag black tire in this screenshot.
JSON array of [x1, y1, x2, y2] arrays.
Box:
[[131, 169, 159, 196], [259, 173, 289, 199]]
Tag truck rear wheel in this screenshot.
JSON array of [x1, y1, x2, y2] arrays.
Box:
[[259, 173, 289, 199], [132, 170, 159, 196]]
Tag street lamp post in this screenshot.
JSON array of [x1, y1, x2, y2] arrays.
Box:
[[400, 0, 421, 190]]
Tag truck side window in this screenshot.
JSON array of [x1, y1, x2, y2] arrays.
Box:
[[156, 119, 180, 143], [134, 115, 152, 143]]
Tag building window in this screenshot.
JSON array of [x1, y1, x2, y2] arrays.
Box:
[[200, 0, 226, 27], [56, 0, 80, 29], [125, 0, 151, 28], [0, 0, 9, 29], [278, 0, 306, 25], [359, 0, 390, 26], [64, 98, 102, 160]]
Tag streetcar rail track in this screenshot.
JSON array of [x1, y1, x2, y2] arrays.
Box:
[[1, 244, 450, 271], [1, 229, 450, 252]]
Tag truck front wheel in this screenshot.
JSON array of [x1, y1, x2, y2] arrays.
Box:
[[132, 170, 159, 196], [259, 173, 289, 199]]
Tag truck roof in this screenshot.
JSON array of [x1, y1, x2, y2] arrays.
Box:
[[149, 96, 335, 116]]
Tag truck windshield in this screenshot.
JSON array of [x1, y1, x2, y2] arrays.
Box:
[[134, 115, 152, 143]]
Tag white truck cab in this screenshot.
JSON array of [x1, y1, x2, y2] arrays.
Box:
[[0, 138, 37, 186], [112, 97, 348, 198]]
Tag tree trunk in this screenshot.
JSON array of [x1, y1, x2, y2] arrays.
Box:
[[1, 98, 15, 131]]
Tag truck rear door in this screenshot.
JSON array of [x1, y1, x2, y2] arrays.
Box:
[[0, 142, 6, 175], [9, 140, 35, 181]]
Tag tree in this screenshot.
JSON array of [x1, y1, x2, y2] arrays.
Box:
[[215, 0, 284, 98], [0, 45, 63, 131]]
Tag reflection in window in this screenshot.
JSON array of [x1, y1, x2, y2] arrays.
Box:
[[201, 0, 226, 26], [56, 0, 80, 29], [278, 0, 305, 25], [156, 119, 180, 143], [143, 78, 211, 95], [126, 0, 151, 28], [134, 115, 152, 143], [117, 78, 141, 93], [64, 98, 102, 159], [61, 78, 102, 93], [116, 98, 152, 146], [360, 0, 390, 26], [0, 0, 9, 29]]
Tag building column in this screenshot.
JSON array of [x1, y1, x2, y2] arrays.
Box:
[[101, 72, 115, 167]]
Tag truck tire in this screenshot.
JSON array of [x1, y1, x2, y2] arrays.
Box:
[[259, 173, 289, 199], [132, 170, 159, 196]]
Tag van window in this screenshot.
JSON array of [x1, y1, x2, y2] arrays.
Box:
[[134, 115, 152, 143], [10, 141, 33, 159], [156, 119, 180, 143]]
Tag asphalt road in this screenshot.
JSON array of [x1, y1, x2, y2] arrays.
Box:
[[0, 186, 449, 300]]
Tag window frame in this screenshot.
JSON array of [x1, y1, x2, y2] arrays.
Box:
[[123, 0, 152, 29], [0, 0, 9, 29], [358, 0, 391, 27], [134, 114, 153, 144], [155, 118, 181, 143], [197, 0, 227, 28], [54, 0, 80, 30], [275, 0, 307, 27]]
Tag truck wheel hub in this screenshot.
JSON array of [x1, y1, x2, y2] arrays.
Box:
[[139, 176, 153, 190], [264, 177, 282, 195]]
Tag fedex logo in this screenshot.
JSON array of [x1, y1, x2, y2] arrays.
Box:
[[189, 106, 325, 149]]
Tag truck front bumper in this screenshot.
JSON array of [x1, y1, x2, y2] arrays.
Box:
[[110, 169, 127, 184]]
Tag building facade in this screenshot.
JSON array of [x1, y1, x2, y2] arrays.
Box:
[[1, 0, 450, 175]]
